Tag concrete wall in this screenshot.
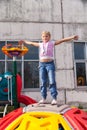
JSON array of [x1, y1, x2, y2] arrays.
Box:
[[0, 0, 87, 107]]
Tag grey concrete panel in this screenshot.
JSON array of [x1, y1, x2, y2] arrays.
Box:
[[56, 70, 74, 89], [0, 0, 8, 20], [67, 90, 87, 103], [0, 0, 61, 22], [62, 0, 87, 23], [0, 22, 62, 40], [55, 43, 73, 69], [63, 24, 87, 41]]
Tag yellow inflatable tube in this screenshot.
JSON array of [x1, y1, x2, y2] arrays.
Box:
[[6, 112, 72, 130]]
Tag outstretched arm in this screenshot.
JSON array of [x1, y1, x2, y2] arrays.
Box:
[[19, 40, 39, 47], [55, 35, 78, 45]]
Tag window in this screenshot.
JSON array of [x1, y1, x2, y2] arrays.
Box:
[[23, 43, 39, 89], [74, 42, 87, 87], [0, 41, 39, 89], [24, 61, 39, 88]]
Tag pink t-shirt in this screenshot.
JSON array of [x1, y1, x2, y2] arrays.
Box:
[[39, 41, 55, 60]]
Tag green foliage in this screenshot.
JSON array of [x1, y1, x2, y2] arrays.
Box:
[[78, 104, 83, 109]]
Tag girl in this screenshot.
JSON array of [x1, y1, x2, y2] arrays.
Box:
[[19, 31, 78, 105]]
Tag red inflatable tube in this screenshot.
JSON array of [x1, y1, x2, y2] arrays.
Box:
[[64, 107, 87, 129], [18, 95, 37, 105], [17, 74, 37, 105], [0, 107, 23, 130]]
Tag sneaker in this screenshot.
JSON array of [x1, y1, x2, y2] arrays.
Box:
[[51, 99, 57, 105], [39, 99, 47, 104]]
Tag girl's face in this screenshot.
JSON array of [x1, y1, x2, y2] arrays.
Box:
[[41, 34, 50, 43]]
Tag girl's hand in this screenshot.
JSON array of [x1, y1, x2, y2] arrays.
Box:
[[18, 40, 25, 45], [73, 35, 79, 40]]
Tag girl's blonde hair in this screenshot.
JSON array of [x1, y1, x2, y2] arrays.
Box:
[[41, 31, 51, 37]]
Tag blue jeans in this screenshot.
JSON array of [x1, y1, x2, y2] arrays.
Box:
[[39, 61, 58, 99]]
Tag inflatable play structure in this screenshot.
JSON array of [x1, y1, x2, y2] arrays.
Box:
[[1, 44, 37, 109], [0, 104, 87, 130]]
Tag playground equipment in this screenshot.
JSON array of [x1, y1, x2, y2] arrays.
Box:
[[2, 44, 28, 58], [1, 43, 87, 130], [0, 72, 13, 117], [16, 73, 37, 105], [1, 44, 37, 110], [0, 104, 87, 130], [0, 72, 13, 102], [0, 72, 36, 117]]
